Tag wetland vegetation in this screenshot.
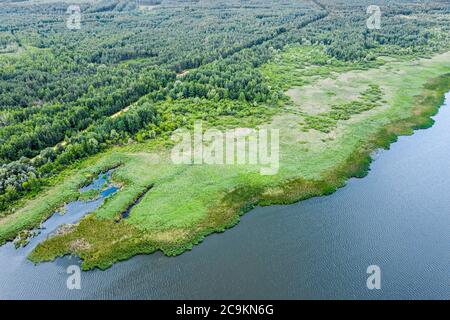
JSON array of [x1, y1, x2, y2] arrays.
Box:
[[0, 0, 449, 270]]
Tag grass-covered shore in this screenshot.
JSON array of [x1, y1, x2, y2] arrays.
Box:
[[1, 47, 449, 270]]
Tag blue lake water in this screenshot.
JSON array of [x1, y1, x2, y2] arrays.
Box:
[[0, 93, 449, 300]]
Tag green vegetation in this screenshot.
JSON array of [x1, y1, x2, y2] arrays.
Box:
[[0, 0, 449, 269], [78, 189, 101, 202], [13, 229, 37, 249], [260, 45, 383, 91], [302, 84, 384, 133], [28, 54, 450, 270]]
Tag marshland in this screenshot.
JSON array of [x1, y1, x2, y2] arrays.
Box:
[[0, 0, 449, 299]]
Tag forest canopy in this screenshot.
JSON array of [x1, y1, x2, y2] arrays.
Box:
[[0, 0, 449, 214]]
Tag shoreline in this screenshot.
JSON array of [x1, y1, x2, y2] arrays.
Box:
[[27, 72, 450, 270], [149, 73, 450, 258]]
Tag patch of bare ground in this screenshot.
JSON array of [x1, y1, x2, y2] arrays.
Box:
[[54, 224, 76, 237], [70, 238, 91, 251], [111, 106, 131, 118], [176, 70, 190, 78]]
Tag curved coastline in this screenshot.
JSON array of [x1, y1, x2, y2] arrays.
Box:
[[27, 72, 450, 270]]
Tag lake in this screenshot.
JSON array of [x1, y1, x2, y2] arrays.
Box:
[[0, 92, 449, 300]]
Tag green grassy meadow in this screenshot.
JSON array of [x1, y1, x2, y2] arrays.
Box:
[[1, 46, 449, 270]]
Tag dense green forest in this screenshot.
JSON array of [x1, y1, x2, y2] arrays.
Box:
[[0, 0, 449, 215]]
